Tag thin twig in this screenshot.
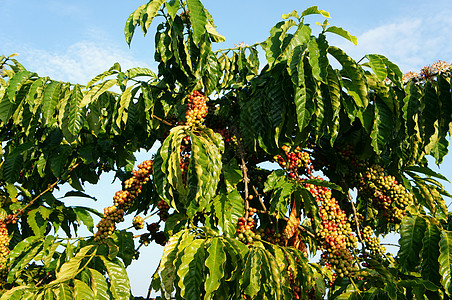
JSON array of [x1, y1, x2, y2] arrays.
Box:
[[231, 127, 250, 219], [341, 178, 364, 245], [348, 192, 364, 244], [252, 185, 273, 224], [381, 243, 400, 247], [146, 263, 161, 300], [151, 114, 173, 126], [241, 157, 250, 220], [35, 273, 52, 287], [12, 162, 81, 219], [252, 185, 267, 212]]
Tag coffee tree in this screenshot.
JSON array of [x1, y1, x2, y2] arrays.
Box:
[[1, 0, 452, 299]]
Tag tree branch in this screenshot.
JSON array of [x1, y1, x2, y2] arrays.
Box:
[[340, 178, 364, 245]]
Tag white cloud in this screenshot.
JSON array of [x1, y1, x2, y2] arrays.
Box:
[[7, 41, 152, 84], [332, 10, 452, 73]]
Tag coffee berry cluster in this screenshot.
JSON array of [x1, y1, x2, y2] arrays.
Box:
[[275, 145, 313, 179], [307, 181, 358, 277], [337, 145, 362, 169], [0, 220, 9, 279], [361, 226, 386, 257], [157, 199, 170, 221], [132, 215, 144, 230], [356, 164, 413, 223], [139, 222, 167, 246], [185, 90, 208, 127], [296, 150, 358, 277], [288, 271, 316, 300], [94, 160, 153, 241], [236, 208, 258, 244]]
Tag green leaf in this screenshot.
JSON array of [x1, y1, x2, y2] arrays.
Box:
[[55, 284, 74, 300], [260, 248, 282, 299], [166, 0, 180, 20], [205, 238, 227, 299], [397, 216, 427, 272], [307, 34, 329, 83], [41, 81, 62, 124], [325, 26, 358, 45], [282, 10, 299, 20], [65, 84, 84, 136], [64, 191, 97, 200], [160, 230, 188, 295], [370, 96, 393, 154], [240, 249, 261, 298], [153, 127, 185, 214], [223, 158, 242, 193], [212, 189, 244, 236], [186, 128, 223, 217], [224, 237, 250, 260], [26, 76, 46, 107], [109, 230, 135, 267], [124, 4, 147, 45], [53, 245, 96, 284], [7, 239, 44, 283], [116, 84, 140, 128], [79, 79, 116, 108], [365, 54, 388, 81], [27, 208, 48, 236], [402, 81, 422, 141], [439, 230, 452, 296], [206, 22, 225, 42], [186, 0, 208, 44], [0, 286, 37, 300], [439, 74, 452, 134], [176, 238, 205, 299], [280, 23, 311, 63], [328, 46, 367, 108], [404, 165, 449, 182], [34, 235, 57, 261], [422, 81, 440, 155], [6, 69, 34, 99], [73, 279, 95, 300], [3, 152, 22, 184], [421, 224, 441, 285], [300, 6, 331, 18], [43, 241, 62, 268], [264, 20, 297, 66], [72, 206, 94, 233], [143, 0, 167, 34], [99, 256, 131, 300], [126, 67, 157, 79], [86, 64, 120, 88], [294, 54, 315, 134]]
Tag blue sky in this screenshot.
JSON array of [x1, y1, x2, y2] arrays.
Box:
[[1, 0, 452, 296]]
